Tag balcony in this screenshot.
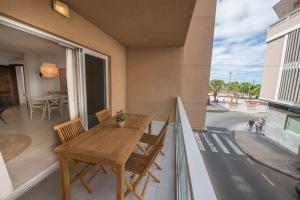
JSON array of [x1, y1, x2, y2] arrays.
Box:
[[4, 97, 216, 200], [268, 7, 300, 39]]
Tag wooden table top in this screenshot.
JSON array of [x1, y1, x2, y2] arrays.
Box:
[[101, 114, 153, 130], [55, 114, 153, 165]]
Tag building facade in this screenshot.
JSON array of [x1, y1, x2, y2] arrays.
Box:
[[260, 0, 300, 154]]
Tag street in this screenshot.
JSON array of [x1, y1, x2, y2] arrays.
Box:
[[200, 111, 298, 200]]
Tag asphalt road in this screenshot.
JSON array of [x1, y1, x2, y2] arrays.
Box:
[[200, 111, 298, 200]]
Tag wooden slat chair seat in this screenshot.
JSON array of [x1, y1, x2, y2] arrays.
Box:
[[136, 114, 172, 170], [95, 108, 111, 123], [112, 125, 167, 200], [54, 118, 107, 193]]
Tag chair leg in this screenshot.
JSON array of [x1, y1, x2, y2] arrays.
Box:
[[48, 108, 51, 120], [0, 115, 7, 124], [141, 173, 151, 197], [100, 165, 107, 174], [148, 171, 160, 183], [70, 162, 94, 193]]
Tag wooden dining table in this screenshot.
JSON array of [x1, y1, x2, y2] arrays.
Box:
[[55, 114, 153, 200]]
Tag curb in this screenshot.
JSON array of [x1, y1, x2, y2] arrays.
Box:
[[231, 130, 298, 180], [206, 110, 228, 113]]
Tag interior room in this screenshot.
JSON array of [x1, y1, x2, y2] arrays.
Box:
[[0, 24, 69, 189]]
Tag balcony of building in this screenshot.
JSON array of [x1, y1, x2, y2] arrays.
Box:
[[268, 7, 300, 39], [2, 97, 216, 200]]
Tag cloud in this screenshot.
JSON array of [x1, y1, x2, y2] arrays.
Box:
[[211, 0, 279, 83]]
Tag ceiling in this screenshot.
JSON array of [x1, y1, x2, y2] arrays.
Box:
[[0, 24, 65, 56], [273, 0, 300, 18], [64, 0, 196, 47]]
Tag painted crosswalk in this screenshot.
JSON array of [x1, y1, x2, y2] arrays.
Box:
[[194, 132, 244, 156], [203, 133, 218, 152], [212, 134, 230, 154]]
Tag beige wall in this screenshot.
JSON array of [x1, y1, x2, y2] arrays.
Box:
[[126, 0, 216, 128], [260, 36, 285, 101], [0, 0, 126, 114], [182, 0, 216, 129], [126, 47, 183, 121]]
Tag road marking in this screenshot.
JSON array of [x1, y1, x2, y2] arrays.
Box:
[[222, 136, 244, 155], [203, 133, 218, 152], [209, 130, 231, 134], [194, 133, 205, 151], [262, 173, 274, 186], [247, 158, 253, 165], [212, 134, 230, 154]]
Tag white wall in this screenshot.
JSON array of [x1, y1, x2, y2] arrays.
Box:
[[24, 52, 66, 97]]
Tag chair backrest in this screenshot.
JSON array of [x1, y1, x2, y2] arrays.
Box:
[[148, 114, 172, 157], [141, 128, 167, 176], [0, 97, 12, 114], [54, 118, 85, 144], [95, 108, 111, 123], [47, 96, 60, 108], [156, 114, 172, 145]]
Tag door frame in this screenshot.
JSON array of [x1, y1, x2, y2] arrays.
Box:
[[0, 15, 110, 129]]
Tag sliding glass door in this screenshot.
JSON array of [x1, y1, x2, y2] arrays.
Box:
[[83, 52, 108, 128]]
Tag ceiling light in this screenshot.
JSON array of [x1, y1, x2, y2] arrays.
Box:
[[40, 63, 59, 78], [53, 0, 70, 18]]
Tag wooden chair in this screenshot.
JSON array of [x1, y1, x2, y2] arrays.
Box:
[[54, 118, 107, 193], [136, 114, 172, 170], [95, 108, 111, 123], [112, 123, 167, 200]]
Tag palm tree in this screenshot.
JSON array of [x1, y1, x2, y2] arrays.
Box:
[[209, 80, 225, 102]]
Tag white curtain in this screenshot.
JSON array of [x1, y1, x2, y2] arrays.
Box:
[[66, 48, 79, 119]]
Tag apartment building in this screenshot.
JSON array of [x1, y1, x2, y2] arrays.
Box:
[[260, 0, 300, 154], [0, 0, 216, 199]]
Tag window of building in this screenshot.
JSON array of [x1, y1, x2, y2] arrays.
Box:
[[285, 116, 300, 134]]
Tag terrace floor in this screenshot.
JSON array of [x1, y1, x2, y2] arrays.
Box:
[[0, 105, 65, 188], [17, 122, 175, 200]]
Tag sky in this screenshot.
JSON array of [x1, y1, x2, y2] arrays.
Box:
[[210, 0, 279, 84]]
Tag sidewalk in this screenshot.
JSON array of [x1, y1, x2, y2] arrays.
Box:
[[207, 102, 228, 112], [234, 123, 300, 179]]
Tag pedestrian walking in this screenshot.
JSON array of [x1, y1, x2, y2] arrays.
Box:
[[247, 118, 255, 133]]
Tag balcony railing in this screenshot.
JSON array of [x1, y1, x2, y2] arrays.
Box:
[[269, 7, 300, 32], [175, 97, 217, 200]]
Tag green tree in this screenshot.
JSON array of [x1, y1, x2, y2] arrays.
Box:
[[238, 82, 252, 95], [209, 79, 225, 102], [226, 82, 239, 103], [250, 84, 261, 97]]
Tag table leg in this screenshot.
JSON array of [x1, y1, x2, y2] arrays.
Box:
[[59, 153, 71, 200], [116, 164, 125, 200], [148, 121, 152, 134]]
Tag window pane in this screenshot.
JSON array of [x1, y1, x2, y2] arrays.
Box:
[[286, 116, 300, 134]]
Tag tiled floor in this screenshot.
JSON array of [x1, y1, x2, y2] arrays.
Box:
[[18, 122, 175, 200], [0, 105, 67, 188]]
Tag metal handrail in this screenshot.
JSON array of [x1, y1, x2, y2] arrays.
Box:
[[176, 97, 217, 200]]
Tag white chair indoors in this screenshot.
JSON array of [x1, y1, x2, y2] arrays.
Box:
[[26, 95, 46, 119], [46, 95, 62, 120]]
